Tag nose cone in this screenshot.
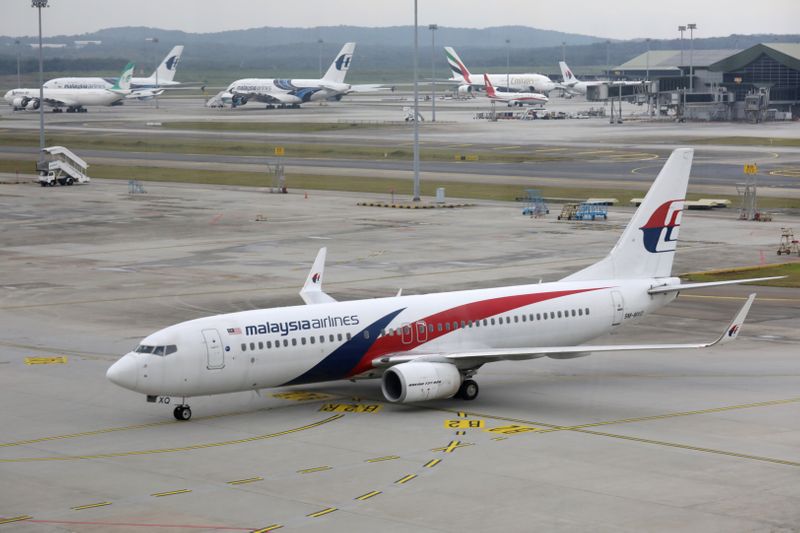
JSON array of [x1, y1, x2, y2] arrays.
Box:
[[107, 355, 139, 391]]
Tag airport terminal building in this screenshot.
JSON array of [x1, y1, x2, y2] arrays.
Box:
[[610, 43, 800, 120]]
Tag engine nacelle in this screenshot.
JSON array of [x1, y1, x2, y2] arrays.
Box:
[[381, 362, 461, 403], [12, 97, 29, 109], [231, 94, 248, 107], [457, 85, 473, 97], [25, 98, 40, 110]]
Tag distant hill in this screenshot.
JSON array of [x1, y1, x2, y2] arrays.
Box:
[[0, 25, 798, 81]]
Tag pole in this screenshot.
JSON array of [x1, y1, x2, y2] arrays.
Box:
[[412, 0, 420, 202], [678, 26, 686, 69], [15, 39, 21, 89], [688, 23, 696, 92], [605, 40, 610, 80], [35, 0, 47, 160], [562, 41, 566, 62], [429, 24, 437, 122], [317, 38, 323, 78], [505, 39, 510, 91]]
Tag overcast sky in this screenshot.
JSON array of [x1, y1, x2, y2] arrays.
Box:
[[2, 0, 797, 40]]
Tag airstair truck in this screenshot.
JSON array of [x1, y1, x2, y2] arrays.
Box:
[[36, 146, 90, 187]]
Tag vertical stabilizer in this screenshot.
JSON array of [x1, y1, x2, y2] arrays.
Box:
[[562, 148, 694, 281], [483, 74, 497, 97], [322, 42, 356, 83], [150, 45, 184, 83], [559, 61, 579, 86], [111, 62, 135, 91], [444, 46, 472, 83]]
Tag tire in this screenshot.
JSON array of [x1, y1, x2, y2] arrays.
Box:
[[66, 177, 74, 186], [457, 379, 479, 401]]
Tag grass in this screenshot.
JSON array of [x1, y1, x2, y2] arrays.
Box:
[[162, 121, 401, 133], [683, 263, 800, 288], [3, 157, 800, 208]]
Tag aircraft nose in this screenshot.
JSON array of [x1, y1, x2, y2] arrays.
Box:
[[107, 355, 139, 391]]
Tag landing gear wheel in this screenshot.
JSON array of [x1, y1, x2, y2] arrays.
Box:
[[457, 379, 479, 401], [173, 405, 192, 421]]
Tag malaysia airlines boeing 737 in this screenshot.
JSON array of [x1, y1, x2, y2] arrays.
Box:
[[108, 149, 774, 421]]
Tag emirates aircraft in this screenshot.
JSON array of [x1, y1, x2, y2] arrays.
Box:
[[445, 46, 558, 96], [108, 149, 773, 420]]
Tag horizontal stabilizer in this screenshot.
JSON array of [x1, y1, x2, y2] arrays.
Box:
[[648, 276, 784, 294]]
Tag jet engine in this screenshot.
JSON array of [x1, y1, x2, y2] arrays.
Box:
[[25, 98, 40, 110], [12, 97, 29, 109], [381, 362, 461, 403], [231, 94, 248, 107], [457, 85, 473, 97]]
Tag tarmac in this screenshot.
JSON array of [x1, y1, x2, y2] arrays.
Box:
[[0, 95, 799, 532]]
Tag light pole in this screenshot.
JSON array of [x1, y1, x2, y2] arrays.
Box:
[[412, 0, 420, 202], [688, 23, 697, 92], [317, 38, 323, 78], [32, 0, 48, 161], [605, 40, 610, 80], [146, 37, 159, 108], [505, 39, 510, 91], [645, 38, 651, 81], [678, 25, 686, 69], [429, 24, 438, 122], [15, 39, 21, 88], [561, 41, 566, 62]]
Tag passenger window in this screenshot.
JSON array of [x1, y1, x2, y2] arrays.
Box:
[[490, 318, 495, 325], [536, 313, 541, 320], [250, 342, 256, 350], [586, 308, 590, 315], [291, 338, 297, 346], [310, 337, 315, 344], [165, 345, 177, 355], [241, 343, 247, 351], [267, 341, 272, 348], [475, 320, 480, 328], [460, 321, 466, 328], [301, 338, 306, 345], [578, 309, 583, 316], [571, 310, 576, 317], [283, 339, 289, 347], [153, 346, 165, 356], [550, 312, 555, 319], [346, 333, 351, 340], [507, 317, 511, 324], [529, 314, 534, 321], [514, 316, 519, 323], [320, 335, 325, 343], [445, 323, 451, 331], [429, 324, 434, 333], [483, 319, 488, 326], [557, 311, 562, 318], [521, 315, 526, 322], [330, 335, 335, 342], [437, 323, 443, 332], [258, 342, 264, 350], [543, 313, 548, 320], [338, 333, 343, 341]]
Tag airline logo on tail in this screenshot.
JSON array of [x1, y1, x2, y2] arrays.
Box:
[[639, 199, 684, 253], [335, 54, 352, 71], [445, 47, 471, 83], [165, 55, 180, 71]]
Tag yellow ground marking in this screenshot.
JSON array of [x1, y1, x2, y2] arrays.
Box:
[[445, 143, 473, 148], [253, 525, 283, 533], [272, 391, 335, 401], [354, 490, 382, 501], [319, 403, 382, 413], [456, 430, 466, 436], [226, 477, 263, 485], [457, 411, 467, 418], [492, 145, 521, 150], [307, 507, 337, 518], [484, 424, 541, 435], [24, 356, 67, 365], [442, 440, 461, 453], [365, 455, 400, 463], [535, 147, 568, 152], [71, 502, 112, 510], [424, 459, 441, 468], [432, 441, 473, 453], [151, 489, 191, 497], [444, 419, 484, 429], [395, 474, 417, 484], [0, 515, 32, 524], [0, 414, 344, 463], [491, 436, 508, 441], [297, 466, 332, 474]]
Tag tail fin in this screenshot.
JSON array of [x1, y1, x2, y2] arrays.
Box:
[[483, 74, 496, 97], [559, 61, 579, 85], [323, 42, 356, 83], [111, 62, 135, 91], [562, 148, 694, 281], [444, 46, 472, 83], [149, 45, 184, 83]]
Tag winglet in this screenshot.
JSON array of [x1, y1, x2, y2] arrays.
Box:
[[713, 293, 756, 346], [299, 248, 337, 305]]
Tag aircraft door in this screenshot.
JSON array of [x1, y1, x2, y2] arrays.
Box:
[[415, 321, 428, 343], [202, 328, 225, 369], [611, 291, 625, 326]]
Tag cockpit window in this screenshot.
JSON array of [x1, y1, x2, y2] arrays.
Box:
[[135, 344, 177, 356]]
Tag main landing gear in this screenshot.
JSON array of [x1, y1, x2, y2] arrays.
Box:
[[173, 402, 192, 421], [455, 379, 479, 401]]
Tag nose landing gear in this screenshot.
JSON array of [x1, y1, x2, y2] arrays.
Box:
[[173, 401, 192, 421]]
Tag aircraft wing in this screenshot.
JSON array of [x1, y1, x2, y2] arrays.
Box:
[[373, 294, 755, 369], [125, 88, 165, 99], [41, 96, 74, 107]]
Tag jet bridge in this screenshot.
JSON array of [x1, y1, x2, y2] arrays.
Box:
[[36, 146, 90, 186]]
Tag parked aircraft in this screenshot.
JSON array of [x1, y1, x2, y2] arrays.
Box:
[[44, 46, 184, 93], [445, 46, 558, 96], [210, 43, 387, 108], [4, 62, 143, 112], [483, 73, 547, 106], [559, 61, 644, 97], [107, 148, 774, 421]]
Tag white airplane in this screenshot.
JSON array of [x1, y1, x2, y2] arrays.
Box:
[[214, 43, 387, 108], [445, 46, 559, 97], [5, 62, 144, 112], [559, 61, 644, 97], [107, 149, 775, 421], [44, 45, 184, 93], [483, 73, 548, 107]]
